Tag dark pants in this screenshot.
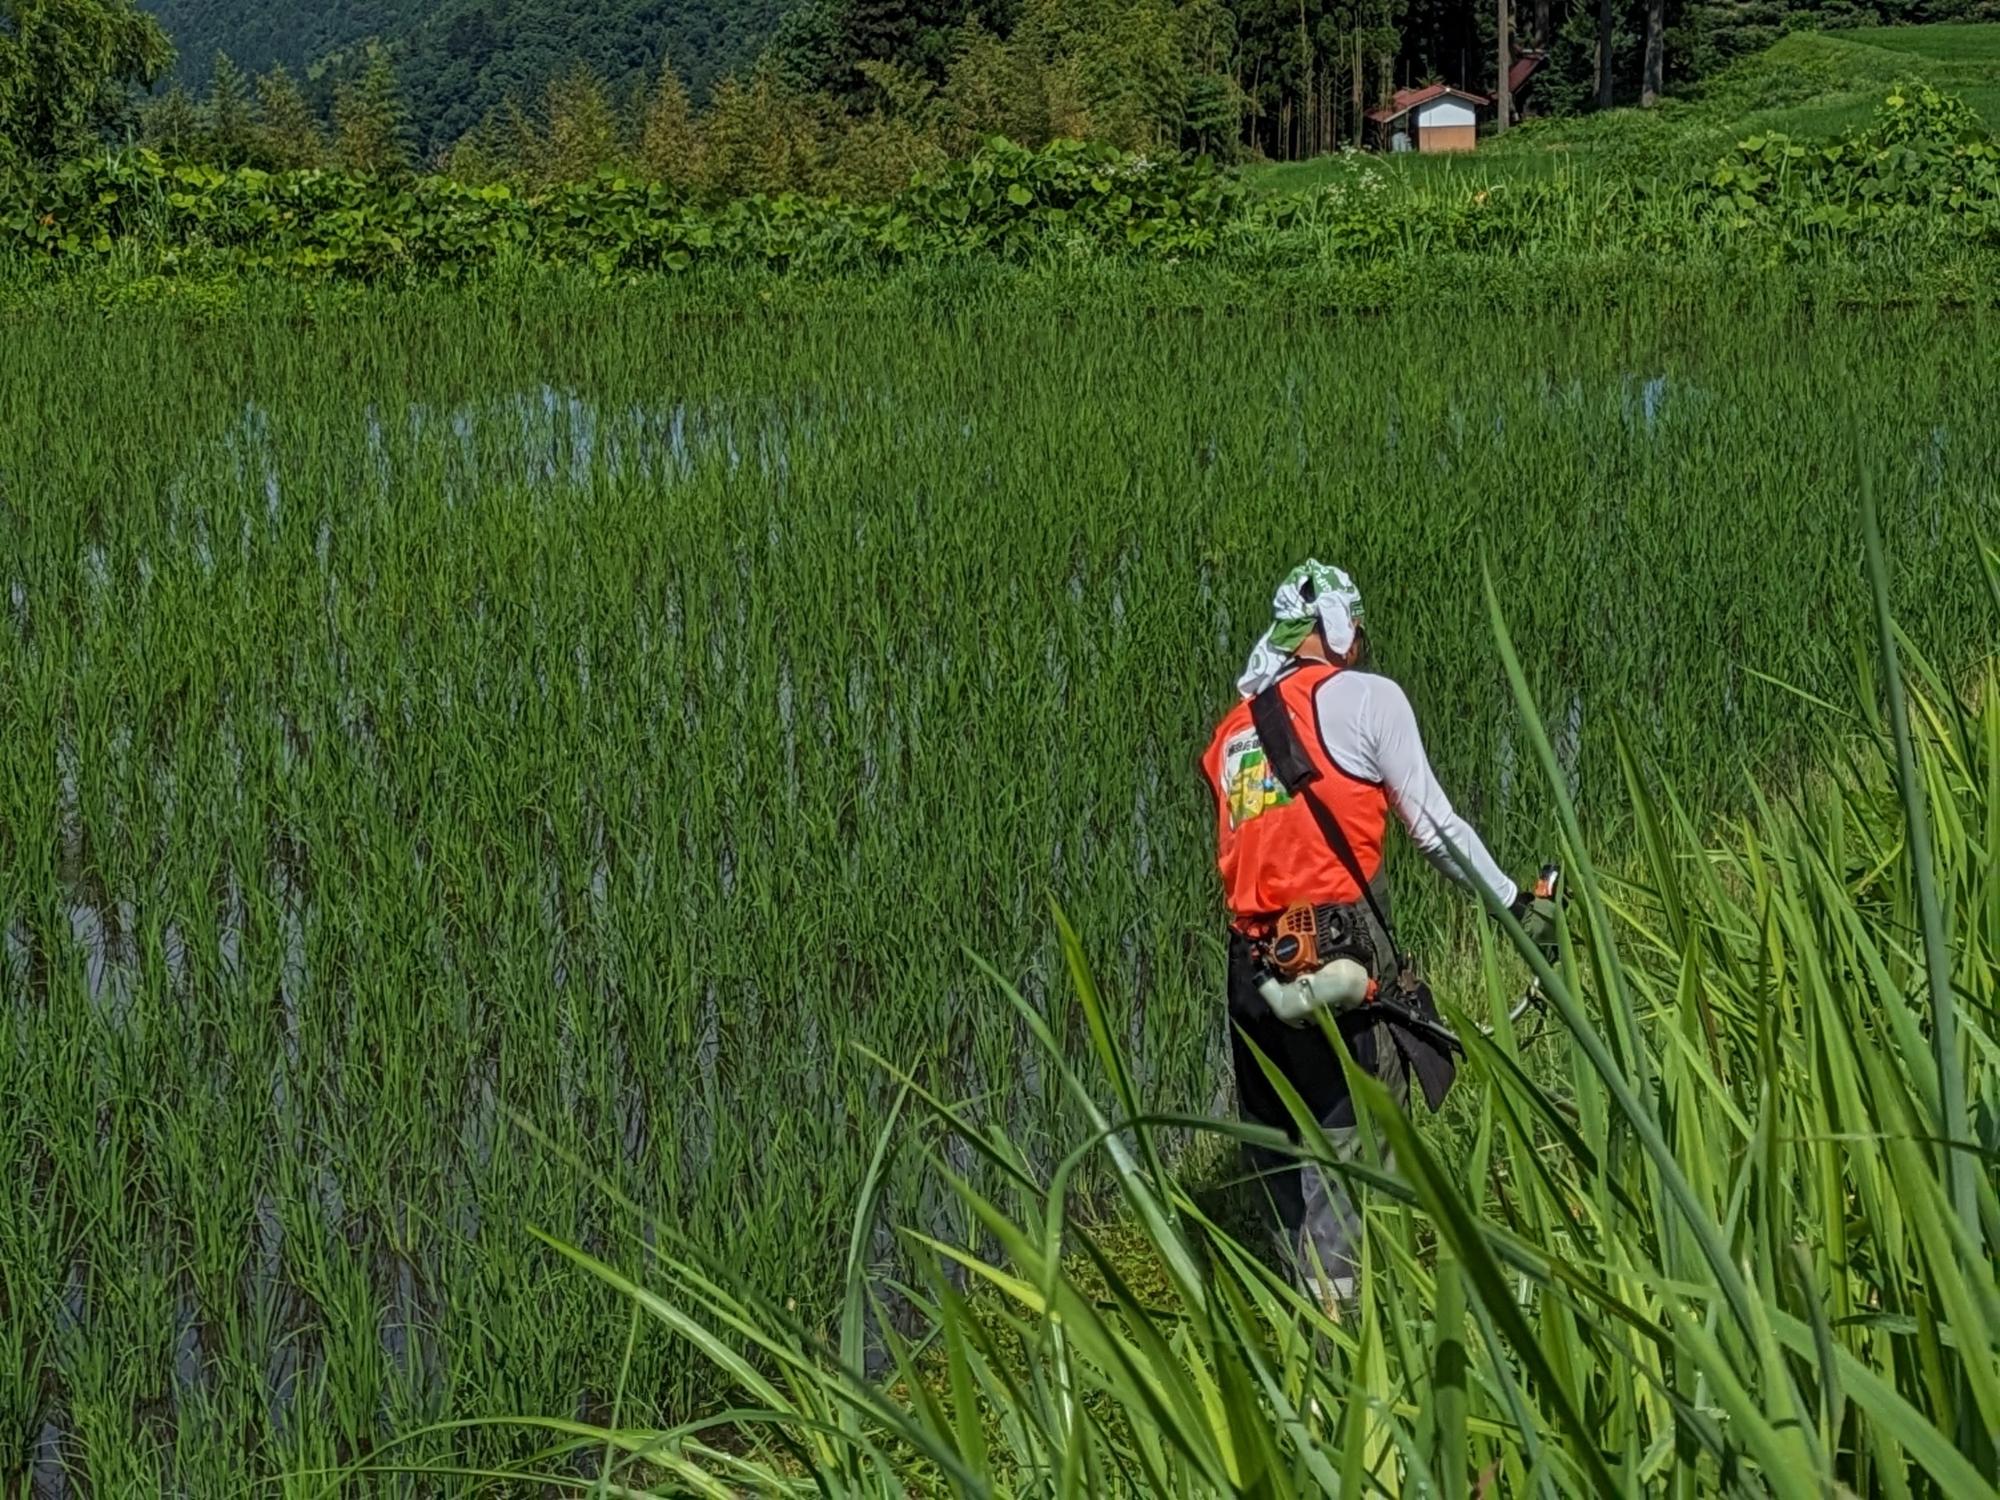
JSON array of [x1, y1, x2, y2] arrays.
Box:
[[1227, 915, 1410, 1300]]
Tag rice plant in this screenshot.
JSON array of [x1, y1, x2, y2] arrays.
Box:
[[0, 286, 1995, 1487], [476, 527, 2000, 1496]]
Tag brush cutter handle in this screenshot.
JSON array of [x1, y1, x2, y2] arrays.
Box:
[[1463, 980, 1547, 1041], [1484, 865, 1563, 1040], [1508, 862, 1564, 960]]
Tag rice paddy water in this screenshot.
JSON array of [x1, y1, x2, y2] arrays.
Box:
[[1, 288, 1996, 1486]]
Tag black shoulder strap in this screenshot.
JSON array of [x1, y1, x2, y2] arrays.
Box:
[[1249, 681, 1406, 969]]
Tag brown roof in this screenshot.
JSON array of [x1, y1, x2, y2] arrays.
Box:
[[1508, 50, 1547, 95], [1365, 83, 1492, 125]]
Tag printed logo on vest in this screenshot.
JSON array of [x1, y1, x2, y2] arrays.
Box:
[[1220, 729, 1290, 828]]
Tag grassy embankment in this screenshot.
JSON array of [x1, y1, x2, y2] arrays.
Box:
[[9, 25, 2000, 304], [1242, 23, 2000, 194]]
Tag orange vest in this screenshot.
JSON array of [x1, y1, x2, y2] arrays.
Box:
[[1201, 662, 1389, 933]]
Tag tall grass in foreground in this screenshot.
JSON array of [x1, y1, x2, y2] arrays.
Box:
[[476, 543, 2000, 1496]]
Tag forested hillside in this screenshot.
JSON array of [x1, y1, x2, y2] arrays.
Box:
[[102, 0, 2000, 165], [136, 0, 410, 92], [141, 0, 788, 147]]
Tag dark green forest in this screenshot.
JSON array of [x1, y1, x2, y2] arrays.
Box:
[[136, 0, 2000, 163], [2, 0, 1991, 183], [138, 0, 787, 146]]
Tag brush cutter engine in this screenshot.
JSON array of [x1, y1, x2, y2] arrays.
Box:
[[1255, 902, 1378, 1026], [1266, 901, 1369, 981]]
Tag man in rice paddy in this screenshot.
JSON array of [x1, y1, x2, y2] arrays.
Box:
[[1203, 560, 1553, 1308]]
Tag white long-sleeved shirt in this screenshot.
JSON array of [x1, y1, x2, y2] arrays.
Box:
[[1310, 670, 1518, 909]]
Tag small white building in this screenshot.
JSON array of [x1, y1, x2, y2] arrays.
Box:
[[1366, 84, 1489, 154]]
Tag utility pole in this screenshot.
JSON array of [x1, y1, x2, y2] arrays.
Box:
[[1642, 0, 1664, 106], [1353, 30, 1363, 144], [1299, 0, 1314, 156], [1496, 0, 1511, 133], [1596, 0, 1614, 109]]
